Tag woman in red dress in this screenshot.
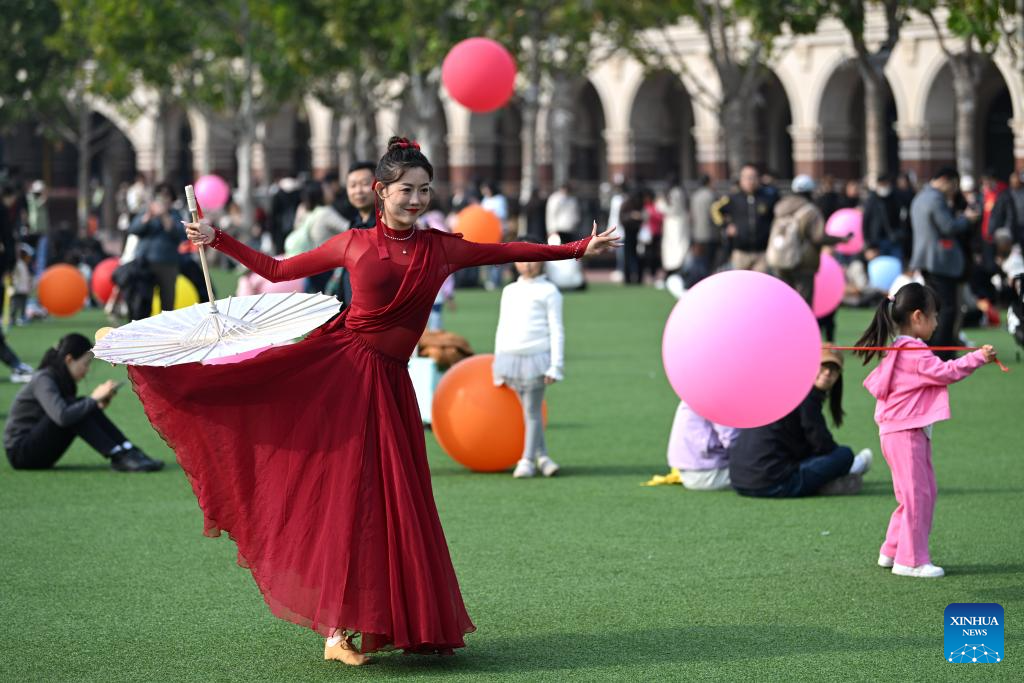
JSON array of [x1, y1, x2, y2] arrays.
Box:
[[129, 137, 620, 665]]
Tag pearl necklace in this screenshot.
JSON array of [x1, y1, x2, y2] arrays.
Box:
[[382, 225, 416, 254]]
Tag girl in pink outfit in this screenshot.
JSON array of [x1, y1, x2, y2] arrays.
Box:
[[854, 283, 997, 578]]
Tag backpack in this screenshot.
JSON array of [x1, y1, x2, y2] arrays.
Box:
[[766, 202, 817, 271]]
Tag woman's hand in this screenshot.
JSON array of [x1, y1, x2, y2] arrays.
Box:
[[91, 380, 119, 407], [183, 220, 215, 245], [544, 375, 557, 385], [583, 221, 622, 257]]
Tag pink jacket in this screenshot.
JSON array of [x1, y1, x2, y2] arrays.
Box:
[[863, 336, 987, 435]]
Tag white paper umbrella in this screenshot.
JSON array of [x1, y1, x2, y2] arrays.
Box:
[[93, 291, 340, 367], [93, 184, 340, 367]]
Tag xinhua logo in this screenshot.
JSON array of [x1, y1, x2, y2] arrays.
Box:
[[945, 603, 1004, 663]]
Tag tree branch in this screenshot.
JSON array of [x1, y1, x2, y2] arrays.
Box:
[[924, 9, 952, 60]]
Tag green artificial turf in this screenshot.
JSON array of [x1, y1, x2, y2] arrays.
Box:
[[0, 272, 1021, 681]]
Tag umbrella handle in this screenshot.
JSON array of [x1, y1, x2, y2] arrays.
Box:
[[190, 208, 218, 313]]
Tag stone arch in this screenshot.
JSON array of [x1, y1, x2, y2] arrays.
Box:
[[567, 79, 607, 191], [260, 103, 312, 182], [628, 71, 697, 184], [396, 90, 451, 188], [816, 59, 900, 180], [977, 62, 1014, 179], [917, 58, 1016, 180], [467, 102, 521, 197], [750, 68, 794, 179], [163, 105, 194, 187]]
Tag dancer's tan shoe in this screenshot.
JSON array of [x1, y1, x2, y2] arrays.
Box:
[[324, 636, 371, 666]]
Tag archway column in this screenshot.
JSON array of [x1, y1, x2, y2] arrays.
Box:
[[897, 121, 954, 181], [1011, 118, 1024, 172], [691, 113, 726, 180], [306, 96, 336, 179], [604, 128, 634, 180]]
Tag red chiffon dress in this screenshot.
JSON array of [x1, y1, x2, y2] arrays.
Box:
[[128, 220, 592, 654]]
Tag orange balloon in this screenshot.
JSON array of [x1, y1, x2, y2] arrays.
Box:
[[432, 354, 548, 472], [457, 205, 502, 243], [38, 264, 88, 317]]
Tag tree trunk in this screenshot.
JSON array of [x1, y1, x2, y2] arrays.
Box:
[[408, 69, 443, 165], [237, 112, 255, 227], [519, 39, 541, 205], [950, 57, 979, 178], [153, 92, 169, 182], [548, 71, 574, 189], [76, 95, 91, 236], [858, 59, 889, 182], [721, 95, 747, 179], [351, 78, 377, 161], [237, 3, 256, 227]]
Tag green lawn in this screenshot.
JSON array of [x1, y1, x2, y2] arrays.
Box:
[[1, 273, 1021, 681]]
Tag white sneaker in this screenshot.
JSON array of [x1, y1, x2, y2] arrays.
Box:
[[512, 459, 536, 478], [850, 448, 873, 475], [878, 553, 895, 568], [892, 562, 944, 578], [10, 370, 32, 383], [537, 456, 560, 477]]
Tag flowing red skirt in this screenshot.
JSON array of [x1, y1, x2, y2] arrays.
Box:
[[129, 327, 475, 653]]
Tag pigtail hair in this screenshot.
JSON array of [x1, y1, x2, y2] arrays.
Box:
[[853, 297, 894, 364]]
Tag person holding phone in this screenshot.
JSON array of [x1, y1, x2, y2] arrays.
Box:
[[3, 333, 162, 471], [129, 182, 186, 317]]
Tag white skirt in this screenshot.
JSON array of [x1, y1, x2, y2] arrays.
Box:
[[493, 351, 550, 384]]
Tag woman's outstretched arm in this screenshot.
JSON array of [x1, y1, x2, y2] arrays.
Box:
[[185, 221, 352, 283], [439, 222, 620, 271]]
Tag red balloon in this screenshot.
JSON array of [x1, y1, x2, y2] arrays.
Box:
[[442, 38, 517, 113], [90, 257, 119, 304], [432, 354, 547, 472], [38, 264, 88, 317], [457, 205, 502, 243]]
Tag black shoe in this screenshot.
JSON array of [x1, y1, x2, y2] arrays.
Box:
[[110, 448, 164, 472]]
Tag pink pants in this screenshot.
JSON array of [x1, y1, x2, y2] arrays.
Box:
[[879, 428, 936, 567]]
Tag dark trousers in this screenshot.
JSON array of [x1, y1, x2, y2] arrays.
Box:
[[0, 329, 21, 369], [922, 271, 961, 360], [0, 285, 19, 369], [644, 235, 663, 281], [150, 262, 178, 314], [623, 229, 641, 284], [777, 269, 816, 308], [734, 446, 855, 498], [6, 410, 129, 469]]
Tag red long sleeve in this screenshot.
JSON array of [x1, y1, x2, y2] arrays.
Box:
[[437, 234, 592, 273], [211, 229, 352, 282]]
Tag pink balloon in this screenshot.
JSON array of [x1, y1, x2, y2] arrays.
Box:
[[825, 208, 864, 255], [662, 270, 820, 428], [812, 252, 845, 318], [442, 38, 517, 113], [202, 346, 270, 366], [194, 174, 231, 211]]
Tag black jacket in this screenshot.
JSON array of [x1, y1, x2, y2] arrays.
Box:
[[728, 388, 837, 491], [712, 189, 776, 252], [4, 368, 98, 450], [863, 191, 894, 247]]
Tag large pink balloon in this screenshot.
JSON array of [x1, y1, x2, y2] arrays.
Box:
[[662, 270, 820, 428], [812, 252, 845, 318], [825, 208, 864, 255], [442, 38, 517, 113], [194, 174, 231, 211]]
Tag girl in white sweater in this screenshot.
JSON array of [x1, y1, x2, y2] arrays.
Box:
[[493, 239, 565, 478]]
